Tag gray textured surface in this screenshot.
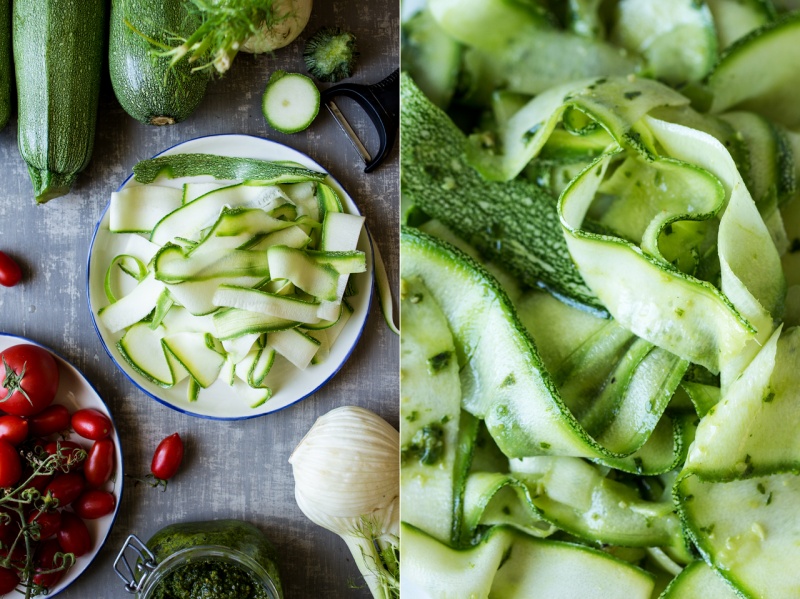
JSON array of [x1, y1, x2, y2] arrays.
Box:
[[0, 2, 398, 597]]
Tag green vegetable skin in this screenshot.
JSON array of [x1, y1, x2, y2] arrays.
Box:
[[0, 0, 10, 131], [401, 0, 800, 596], [13, 0, 105, 204], [109, 0, 208, 126]]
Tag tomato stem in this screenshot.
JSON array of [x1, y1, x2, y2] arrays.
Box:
[[0, 358, 33, 408]]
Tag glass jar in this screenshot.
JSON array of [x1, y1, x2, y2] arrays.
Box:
[[114, 519, 283, 599]]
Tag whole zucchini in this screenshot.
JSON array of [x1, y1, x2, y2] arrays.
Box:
[[13, 0, 105, 203], [0, 0, 10, 131], [109, 0, 208, 126]]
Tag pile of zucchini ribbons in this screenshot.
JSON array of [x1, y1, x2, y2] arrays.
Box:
[[97, 154, 366, 408], [400, 1, 800, 597]]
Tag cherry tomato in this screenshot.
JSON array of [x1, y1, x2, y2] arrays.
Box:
[[57, 512, 91, 557], [28, 404, 70, 437], [0, 252, 22, 288], [151, 433, 184, 481], [0, 566, 19, 594], [71, 408, 112, 441], [33, 538, 65, 589], [0, 441, 22, 488], [74, 489, 116, 520], [0, 415, 28, 446], [28, 509, 61, 541], [44, 440, 86, 472], [45, 473, 85, 507], [0, 345, 59, 417], [84, 438, 114, 487]]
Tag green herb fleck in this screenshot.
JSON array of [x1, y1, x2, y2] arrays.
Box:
[[675, 308, 684, 317], [763, 391, 775, 403], [767, 492, 773, 505], [540, 442, 551, 450], [406, 411, 419, 423], [699, 524, 715, 535], [501, 373, 516, 387], [402, 424, 445, 466], [501, 506, 511, 516], [624, 91, 642, 100], [427, 351, 452, 373], [757, 483, 766, 495]]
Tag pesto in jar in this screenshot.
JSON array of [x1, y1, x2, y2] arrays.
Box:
[[150, 558, 271, 599], [144, 520, 283, 599]]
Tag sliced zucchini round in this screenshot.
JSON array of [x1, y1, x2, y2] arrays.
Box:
[[261, 71, 320, 134]]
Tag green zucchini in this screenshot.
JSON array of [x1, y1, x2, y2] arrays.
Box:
[[109, 0, 209, 126], [0, 0, 10, 131], [400, 73, 603, 314], [13, 0, 105, 203]]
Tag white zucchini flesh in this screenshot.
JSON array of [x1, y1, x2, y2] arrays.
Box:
[[267, 328, 320, 369], [110, 185, 184, 233], [267, 246, 342, 301], [151, 184, 292, 245], [213, 285, 321, 324], [162, 332, 226, 388], [400, 275, 461, 543], [248, 225, 310, 251], [660, 561, 741, 599], [261, 72, 320, 134], [401, 523, 654, 599], [117, 323, 173, 387], [182, 182, 234, 204], [221, 333, 260, 364], [98, 273, 166, 333]]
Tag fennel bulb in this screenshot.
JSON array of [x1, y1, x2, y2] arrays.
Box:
[[290, 406, 399, 599], [162, 0, 313, 74]]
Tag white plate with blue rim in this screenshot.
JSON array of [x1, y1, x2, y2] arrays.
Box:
[[0, 333, 123, 597], [87, 134, 373, 420]]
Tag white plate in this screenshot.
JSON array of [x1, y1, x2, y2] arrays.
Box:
[[0, 333, 123, 597], [87, 134, 374, 420]]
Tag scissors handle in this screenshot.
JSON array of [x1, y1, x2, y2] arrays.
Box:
[[320, 69, 399, 173]]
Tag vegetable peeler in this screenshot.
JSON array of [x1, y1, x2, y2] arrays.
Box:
[[321, 69, 399, 173]]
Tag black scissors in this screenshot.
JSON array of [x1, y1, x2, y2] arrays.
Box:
[[320, 69, 399, 173]]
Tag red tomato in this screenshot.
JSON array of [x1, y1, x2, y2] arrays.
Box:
[[44, 441, 86, 472], [0, 345, 59, 416], [28, 509, 61, 541], [71, 408, 112, 441], [57, 512, 91, 557], [84, 439, 114, 487], [0, 415, 28, 446], [0, 565, 19, 594], [151, 433, 184, 481], [74, 490, 116, 520], [0, 252, 22, 288], [28, 404, 70, 437], [0, 441, 22, 488], [45, 473, 85, 507], [33, 538, 65, 589]]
